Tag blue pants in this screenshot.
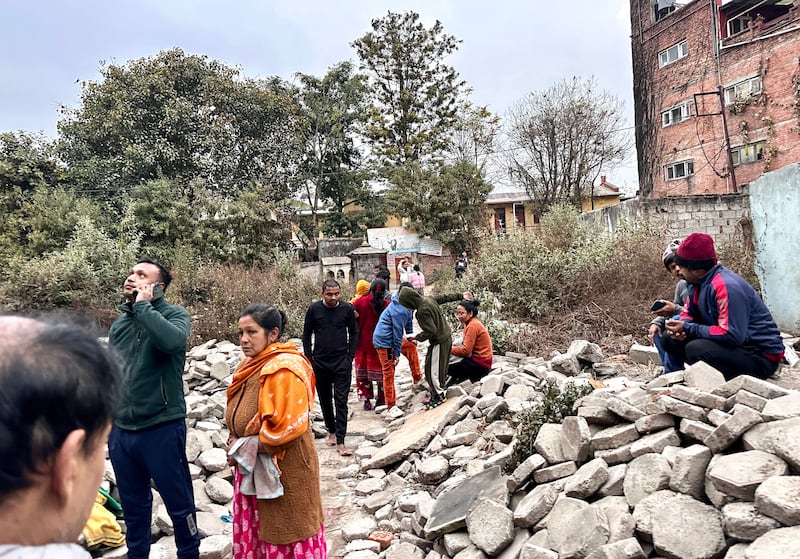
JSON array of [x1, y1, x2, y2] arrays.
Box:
[[109, 419, 200, 559], [653, 330, 683, 373]]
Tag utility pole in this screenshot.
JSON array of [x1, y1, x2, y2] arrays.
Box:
[[693, 90, 738, 193]]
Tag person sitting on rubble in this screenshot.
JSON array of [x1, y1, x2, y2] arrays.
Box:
[[648, 238, 689, 374], [660, 232, 784, 380], [448, 298, 493, 384]]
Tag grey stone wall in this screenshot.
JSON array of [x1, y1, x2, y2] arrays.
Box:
[[581, 194, 751, 244]]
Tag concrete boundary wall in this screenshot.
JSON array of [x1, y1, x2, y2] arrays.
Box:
[[581, 194, 751, 244]]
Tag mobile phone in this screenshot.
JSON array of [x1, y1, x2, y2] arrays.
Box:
[[650, 300, 667, 312], [152, 283, 164, 299]]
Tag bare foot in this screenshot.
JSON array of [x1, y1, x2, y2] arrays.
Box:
[[326, 433, 336, 446], [337, 444, 352, 456]]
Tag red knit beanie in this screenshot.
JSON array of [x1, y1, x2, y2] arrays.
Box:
[[674, 232, 718, 270]]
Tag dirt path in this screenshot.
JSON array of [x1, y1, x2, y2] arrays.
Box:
[[314, 364, 416, 558]]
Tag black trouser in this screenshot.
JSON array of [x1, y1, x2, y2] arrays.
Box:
[[448, 357, 490, 384], [661, 337, 779, 380], [109, 420, 200, 559], [313, 354, 352, 444]]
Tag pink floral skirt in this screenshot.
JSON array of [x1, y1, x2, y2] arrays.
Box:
[[233, 470, 327, 559]]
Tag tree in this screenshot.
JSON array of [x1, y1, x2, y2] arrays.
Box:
[[387, 160, 492, 254], [57, 48, 300, 201], [503, 77, 629, 218], [445, 101, 501, 179], [293, 62, 381, 238], [352, 11, 467, 166]]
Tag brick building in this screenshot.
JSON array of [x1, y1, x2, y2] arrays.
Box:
[[630, 0, 800, 198]]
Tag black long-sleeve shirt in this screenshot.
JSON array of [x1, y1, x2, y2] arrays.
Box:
[[302, 300, 358, 366]]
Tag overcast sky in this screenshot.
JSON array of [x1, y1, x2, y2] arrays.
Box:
[[0, 0, 638, 190]]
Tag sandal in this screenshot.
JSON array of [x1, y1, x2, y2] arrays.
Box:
[[363, 400, 373, 411]]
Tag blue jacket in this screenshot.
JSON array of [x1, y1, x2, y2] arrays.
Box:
[[681, 265, 784, 359], [372, 293, 413, 356]]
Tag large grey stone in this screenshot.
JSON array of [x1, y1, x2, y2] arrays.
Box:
[[597, 464, 627, 497], [561, 416, 592, 462], [466, 498, 515, 556], [629, 427, 680, 457], [683, 360, 726, 392], [549, 503, 609, 559], [745, 526, 800, 558], [204, 476, 233, 504], [652, 495, 725, 559], [507, 454, 547, 493], [198, 534, 232, 559], [761, 392, 800, 421], [533, 461, 577, 484], [606, 398, 646, 422], [534, 424, 565, 463], [669, 384, 727, 409], [679, 418, 715, 442], [520, 541, 558, 559], [564, 458, 609, 499], [567, 340, 604, 364], [363, 397, 464, 469], [418, 456, 450, 485], [711, 375, 790, 399], [385, 542, 425, 559], [513, 481, 562, 527], [721, 502, 781, 542], [424, 465, 507, 539], [669, 444, 712, 500], [754, 475, 800, 526], [742, 417, 800, 470], [585, 538, 646, 559], [634, 413, 674, 434], [592, 423, 640, 451], [623, 454, 672, 507], [655, 396, 707, 421], [631, 489, 679, 541], [628, 343, 660, 365], [703, 405, 763, 453], [196, 448, 228, 472], [707, 450, 789, 500], [341, 516, 378, 542]]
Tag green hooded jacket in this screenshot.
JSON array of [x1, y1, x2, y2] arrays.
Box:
[[109, 295, 190, 430], [398, 286, 452, 346]]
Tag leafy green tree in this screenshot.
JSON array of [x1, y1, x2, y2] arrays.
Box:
[[293, 62, 381, 238], [352, 11, 467, 165], [504, 76, 629, 218], [388, 160, 491, 253], [57, 48, 300, 201]]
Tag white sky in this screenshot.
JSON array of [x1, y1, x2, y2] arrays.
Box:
[[0, 0, 638, 191]]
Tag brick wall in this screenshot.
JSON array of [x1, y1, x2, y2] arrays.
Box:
[[630, 0, 800, 198]]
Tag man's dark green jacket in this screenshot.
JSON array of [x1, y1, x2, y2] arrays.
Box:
[[109, 296, 190, 430]]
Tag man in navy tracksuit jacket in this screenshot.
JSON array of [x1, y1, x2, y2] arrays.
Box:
[[662, 233, 783, 380]]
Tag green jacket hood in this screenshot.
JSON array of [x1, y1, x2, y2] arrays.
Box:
[[398, 286, 422, 310]]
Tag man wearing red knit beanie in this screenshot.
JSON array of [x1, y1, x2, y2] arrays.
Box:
[[661, 232, 784, 380]]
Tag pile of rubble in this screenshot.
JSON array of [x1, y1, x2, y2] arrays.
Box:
[[335, 340, 800, 559], [99, 337, 800, 559]]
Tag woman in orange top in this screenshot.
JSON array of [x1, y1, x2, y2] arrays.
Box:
[[225, 303, 326, 559], [448, 299, 493, 384]]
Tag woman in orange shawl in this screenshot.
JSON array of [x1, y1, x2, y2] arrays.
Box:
[[225, 303, 326, 559]]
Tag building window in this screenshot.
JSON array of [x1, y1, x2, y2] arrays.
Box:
[[664, 160, 694, 180], [731, 141, 765, 165], [723, 76, 762, 105], [661, 102, 691, 126], [727, 16, 751, 36], [658, 40, 688, 67]]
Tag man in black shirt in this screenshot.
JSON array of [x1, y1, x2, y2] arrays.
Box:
[[303, 279, 358, 455]]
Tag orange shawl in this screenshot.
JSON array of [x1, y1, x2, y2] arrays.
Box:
[[228, 341, 315, 448]]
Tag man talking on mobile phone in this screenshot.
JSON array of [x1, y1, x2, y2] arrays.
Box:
[[108, 257, 200, 559]]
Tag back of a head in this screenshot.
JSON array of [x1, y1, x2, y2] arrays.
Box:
[[661, 238, 683, 270], [0, 315, 121, 503], [413, 264, 420, 272], [398, 286, 421, 309]]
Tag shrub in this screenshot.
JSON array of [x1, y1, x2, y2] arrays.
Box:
[[172, 259, 319, 346], [506, 379, 593, 473]]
